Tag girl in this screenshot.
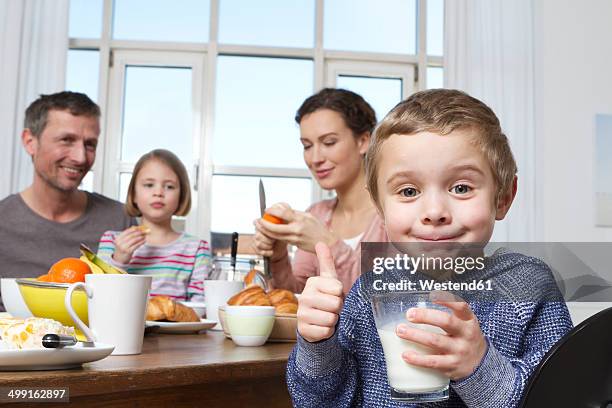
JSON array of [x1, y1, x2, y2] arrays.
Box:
[[98, 149, 210, 302]]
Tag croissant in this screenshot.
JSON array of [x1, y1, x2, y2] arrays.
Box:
[[268, 289, 297, 306], [227, 286, 272, 306], [146, 296, 200, 322], [274, 302, 298, 314]]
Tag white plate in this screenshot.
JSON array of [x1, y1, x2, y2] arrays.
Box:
[[145, 319, 216, 334], [0, 343, 114, 371]]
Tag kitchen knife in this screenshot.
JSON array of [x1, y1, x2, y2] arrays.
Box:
[[258, 179, 271, 278]]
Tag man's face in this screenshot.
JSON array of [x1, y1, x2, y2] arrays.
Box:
[[376, 129, 510, 245], [24, 110, 100, 193]]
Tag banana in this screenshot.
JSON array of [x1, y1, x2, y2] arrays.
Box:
[[80, 255, 104, 274], [80, 244, 127, 275]]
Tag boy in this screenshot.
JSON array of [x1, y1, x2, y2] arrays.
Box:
[[286, 89, 572, 407]]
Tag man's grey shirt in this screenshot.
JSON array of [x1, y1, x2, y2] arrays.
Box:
[[0, 192, 135, 282]]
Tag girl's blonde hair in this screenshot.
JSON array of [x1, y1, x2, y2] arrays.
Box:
[[365, 89, 517, 208], [125, 149, 191, 217]]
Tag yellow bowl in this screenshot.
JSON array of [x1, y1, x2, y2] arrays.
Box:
[[15, 278, 88, 336]]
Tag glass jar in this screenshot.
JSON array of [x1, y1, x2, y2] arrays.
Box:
[[210, 256, 255, 281]]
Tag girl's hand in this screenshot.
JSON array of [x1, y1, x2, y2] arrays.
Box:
[[297, 243, 344, 343], [112, 226, 147, 264], [254, 203, 338, 254], [395, 297, 487, 380]]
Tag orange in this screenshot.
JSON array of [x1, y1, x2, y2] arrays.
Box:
[[263, 213, 286, 225], [48, 258, 91, 283], [36, 274, 52, 282]]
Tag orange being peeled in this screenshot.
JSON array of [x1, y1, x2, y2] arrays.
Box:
[[263, 213, 286, 224], [47, 258, 91, 283]]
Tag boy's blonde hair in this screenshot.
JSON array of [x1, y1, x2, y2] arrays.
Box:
[[365, 89, 517, 207], [125, 149, 191, 217]]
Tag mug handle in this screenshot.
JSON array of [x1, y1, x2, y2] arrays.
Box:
[[64, 282, 96, 343]]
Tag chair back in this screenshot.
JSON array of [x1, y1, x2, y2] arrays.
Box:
[[520, 307, 612, 407]]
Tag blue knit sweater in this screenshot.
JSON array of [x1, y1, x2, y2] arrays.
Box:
[[286, 251, 573, 407]]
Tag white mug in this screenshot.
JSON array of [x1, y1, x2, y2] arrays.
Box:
[[204, 280, 244, 330], [65, 274, 152, 355]]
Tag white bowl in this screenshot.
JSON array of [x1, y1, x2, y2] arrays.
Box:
[[178, 301, 206, 318], [225, 305, 275, 346], [1, 278, 33, 318]]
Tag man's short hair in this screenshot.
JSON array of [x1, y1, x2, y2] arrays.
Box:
[[365, 89, 517, 207], [24, 91, 101, 138]]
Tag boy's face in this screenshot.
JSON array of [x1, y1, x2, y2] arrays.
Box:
[[376, 129, 513, 244]]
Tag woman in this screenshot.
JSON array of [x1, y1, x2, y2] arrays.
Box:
[[252, 88, 387, 294]]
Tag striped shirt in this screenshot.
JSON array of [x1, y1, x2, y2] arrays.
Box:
[[97, 231, 211, 302]]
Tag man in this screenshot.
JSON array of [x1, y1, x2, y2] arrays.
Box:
[[0, 92, 135, 292]]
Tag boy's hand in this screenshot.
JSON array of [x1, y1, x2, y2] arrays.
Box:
[[396, 296, 487, 380], [112, 226, 147, 264], [297, 242, 344, 343]]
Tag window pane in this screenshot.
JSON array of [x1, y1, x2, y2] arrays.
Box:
[[113, 0, 210, 42], [427, 0, 444, 56], [121, 66, 193, 163], [211, 176, 312, 233], [324, 0, 417, 54], [69, 0, 103, 39], [336, 76, 402, 121], [119, 173, 132, 203], [219, 0, 314, 48], [427, 67, 444, 89], [79, 171, 94, 193], [66, 50, 100, 102], [214, 56, 313, 168]]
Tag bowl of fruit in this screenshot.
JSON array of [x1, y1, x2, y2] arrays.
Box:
[[16, 245, 126, 337]]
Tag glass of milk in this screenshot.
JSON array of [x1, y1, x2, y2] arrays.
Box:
[[371, 291, 450, 402]]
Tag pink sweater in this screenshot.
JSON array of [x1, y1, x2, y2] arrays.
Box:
[[270, 199, 387, 295]]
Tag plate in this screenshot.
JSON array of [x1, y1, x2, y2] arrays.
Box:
[[145, 319, 216, 334], [0, 343, 114, 371]]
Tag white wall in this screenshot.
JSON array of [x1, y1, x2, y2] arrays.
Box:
[[534, 0, 612, 241]]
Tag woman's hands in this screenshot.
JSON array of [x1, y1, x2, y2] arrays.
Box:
[[112, 226, 147, 264], [252, 203, 338, 257], [395, 296, 488, 380]]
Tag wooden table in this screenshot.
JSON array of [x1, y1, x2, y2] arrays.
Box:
[[0, 331, 296, 407]]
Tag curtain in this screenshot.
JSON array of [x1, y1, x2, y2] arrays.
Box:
[[0, 0, 69, 199], [444, 0, 537, 242]]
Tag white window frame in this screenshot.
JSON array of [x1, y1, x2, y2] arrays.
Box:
[[104, 50, 205, 234], [68, 0, 443, 240]]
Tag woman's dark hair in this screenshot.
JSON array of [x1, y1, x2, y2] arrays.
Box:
[[295, 88, 377, 136]]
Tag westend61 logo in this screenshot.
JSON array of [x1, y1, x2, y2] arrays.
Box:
[[361, 242, 493, 294], [370, 253, 491, 292]]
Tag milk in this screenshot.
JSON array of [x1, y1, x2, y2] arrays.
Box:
[[377, 322, 449, 393]]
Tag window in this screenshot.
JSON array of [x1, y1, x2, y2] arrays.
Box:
[[324, 0, 417, 54], [214, 56, 312, 168], [113, 0, 210, 42], [211, 176, 312, 233], [427, 66, 444, 89], [66, 50, 100, 102], [67, 0, 444, 240], [219, 0, 315, 48], [68, 0, 103, 39]]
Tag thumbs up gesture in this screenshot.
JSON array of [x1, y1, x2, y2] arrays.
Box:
[[297, 242, 345, 343]]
